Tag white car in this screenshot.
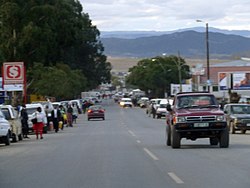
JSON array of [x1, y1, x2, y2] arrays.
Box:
[[156, 99, 173, 118], [0, 110, 11, 146], [120, 98, 133, 108], [26, 103, 48, 133], [0, 105, 23, 142]]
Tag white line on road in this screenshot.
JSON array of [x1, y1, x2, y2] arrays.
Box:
[[168, 172, 184, 184], [143, 148, 159, 161], [128, 130, 136, 137], [136, 140, 141, 143]]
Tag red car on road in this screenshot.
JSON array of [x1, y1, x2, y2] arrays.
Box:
[[87, 105, 105, 121]]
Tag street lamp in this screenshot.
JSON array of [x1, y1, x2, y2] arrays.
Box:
[[152, 58, 171, 97], [196, 20, 210, 92]]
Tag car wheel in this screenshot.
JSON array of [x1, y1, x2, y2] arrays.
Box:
[[210, 137, 219, 145], [171, 125, 181, 148], [166, 126, 171, 146], [5, 134, 10, 146], [88, 118, 90, 121], [230, 122, 235, 134], [220, 128, 229, 148], [103, 117, 105, 120]]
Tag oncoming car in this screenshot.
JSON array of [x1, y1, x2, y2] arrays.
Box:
[[87, 105, 105, 121], [119, 98, 133, 108]]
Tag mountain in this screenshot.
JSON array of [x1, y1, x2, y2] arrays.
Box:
[[100, 27, 250, 39], [101, 30, 250, 58]]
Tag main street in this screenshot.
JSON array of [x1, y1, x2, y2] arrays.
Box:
[[1, 99, 250, 188]]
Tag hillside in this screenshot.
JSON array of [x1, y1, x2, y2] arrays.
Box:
[[101, 30, 250, 58]]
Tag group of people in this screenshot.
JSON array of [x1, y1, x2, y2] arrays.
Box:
[[19, 102, 80, 140]]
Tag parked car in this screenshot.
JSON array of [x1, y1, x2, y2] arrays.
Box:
[[166, 92, 229, 148], [26, 103, 48, 133], [0, 105, 22, 142], [119, 98, 133, 108], [224, 103, 250, 134], [87, 105, 105, 121], [0, 110, 11, 146]]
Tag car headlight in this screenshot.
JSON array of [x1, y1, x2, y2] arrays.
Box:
[[216, 116, 225, 121], [234, 118, 241, 123], [120, 102, 124, 106], [177, 116, 186, 123]]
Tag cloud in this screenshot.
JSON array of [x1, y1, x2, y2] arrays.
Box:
[[79, 0, 250, 31]]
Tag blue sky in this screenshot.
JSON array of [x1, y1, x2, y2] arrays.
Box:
[[79, 0, 250, 31]]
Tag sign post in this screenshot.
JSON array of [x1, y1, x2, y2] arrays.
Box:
[[2, 62, 26, 104]]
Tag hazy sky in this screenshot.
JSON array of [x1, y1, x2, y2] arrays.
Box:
[[79, 0, 250, 31]]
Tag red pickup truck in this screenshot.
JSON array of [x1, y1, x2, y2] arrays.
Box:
[[166, 92, 229, 148]]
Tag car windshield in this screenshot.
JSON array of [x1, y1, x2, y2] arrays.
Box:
[[231, 105, 250, 114], [26, 108, 37, 115], [177, 95, 218, 109], [89, 106, 103, 110]]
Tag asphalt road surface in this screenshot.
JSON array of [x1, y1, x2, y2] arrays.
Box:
[[1, 99, 250, 188]]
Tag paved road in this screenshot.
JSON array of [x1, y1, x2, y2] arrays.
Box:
[[1, 99, 250, 188]]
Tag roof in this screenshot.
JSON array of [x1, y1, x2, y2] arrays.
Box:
[[211, 59, 250, 67]]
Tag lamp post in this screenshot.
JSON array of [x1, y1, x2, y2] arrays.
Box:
[[196, 20, 210, 92], [152, 58, 171, 97]]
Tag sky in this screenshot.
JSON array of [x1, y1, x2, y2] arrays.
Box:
[[79, 0, 250, 31]]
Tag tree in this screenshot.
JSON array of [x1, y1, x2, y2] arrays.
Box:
[[0, 0, 111, 98], [126, 55, 191, 97], [27, 63, 87, 100]]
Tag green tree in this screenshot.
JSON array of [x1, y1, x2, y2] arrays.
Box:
[[0, 0, 111, 98], [126, 55, 190, 97]]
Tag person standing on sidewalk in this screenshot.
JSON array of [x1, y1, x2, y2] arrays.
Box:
[[66, 104, 73, 127], [51, 106, 61, 133], [20, 104, 29, 138], [32, 107, 46, 139]]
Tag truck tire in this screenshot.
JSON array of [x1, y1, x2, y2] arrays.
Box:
[[171, 126, 181, 148], [210, 137, 219, 145], [220, 128, 229, 148], [166, 126, 171, 146]]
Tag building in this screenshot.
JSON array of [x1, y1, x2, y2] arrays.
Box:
[[196, 58, 250, 99]]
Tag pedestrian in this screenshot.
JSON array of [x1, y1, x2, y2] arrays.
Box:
[[59, 105, 66, 130], [66, 104, 73, 127], [51, 106, 61, 133], [72, 103, 78, 123], [32, 107, 46, 139], [20, 104, 29, 138]]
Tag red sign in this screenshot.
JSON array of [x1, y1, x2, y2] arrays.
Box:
[[3, 62, 25, 84]]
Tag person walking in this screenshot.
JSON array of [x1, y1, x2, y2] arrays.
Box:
[[51, 106, 61, 133], [66, 104, 73, 127], [32, 107, 46, 139], [20, 104, 29, 138], [72, 103, 78, 124]]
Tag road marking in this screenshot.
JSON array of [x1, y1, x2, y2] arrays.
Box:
[[143, 148, 159, 161], [128, 130, 136, 137], [168, 172, 184, 184], [136, 140, 141, 143]]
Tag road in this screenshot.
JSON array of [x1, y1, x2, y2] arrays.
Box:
[[1, 99, 250, 188]]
